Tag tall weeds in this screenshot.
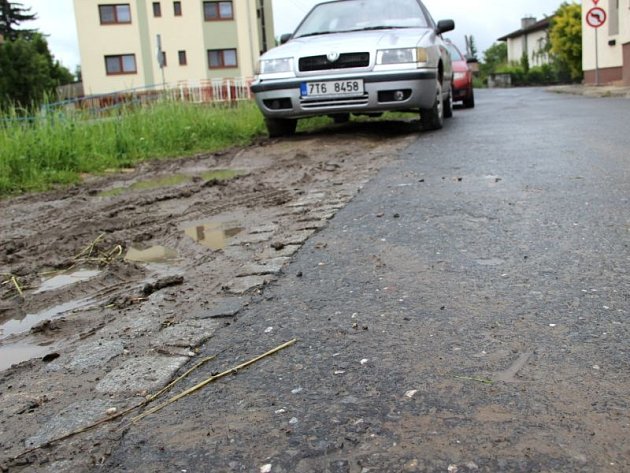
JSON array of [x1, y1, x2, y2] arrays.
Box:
[[0, 100, 265, 196]]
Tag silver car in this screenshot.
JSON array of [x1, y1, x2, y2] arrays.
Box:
[[251, 0, 455, 137]]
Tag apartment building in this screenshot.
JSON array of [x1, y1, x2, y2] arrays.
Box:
[[73, 0, 275, 95], [582, 0, 630, 85]]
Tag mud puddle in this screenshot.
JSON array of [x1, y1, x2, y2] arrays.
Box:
[[183, 220, 244, 250], [0, 296, 97, 339], [34, 269, 101, 294], [99, 168, 245, 197], [125, 245, 179, 263], [0, 341, 56, 372]]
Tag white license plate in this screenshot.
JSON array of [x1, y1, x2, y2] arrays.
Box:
[[300, 79, 364, 97]]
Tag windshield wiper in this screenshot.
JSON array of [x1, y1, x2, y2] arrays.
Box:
[[345, 26, 413, 32], [295, 25, 413, 38], [294, 31, 336, 39]]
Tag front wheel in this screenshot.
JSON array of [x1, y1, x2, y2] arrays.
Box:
[[265, 117, 297, 138], [420, 81, 444, 131], [444, 86, 453, 119]]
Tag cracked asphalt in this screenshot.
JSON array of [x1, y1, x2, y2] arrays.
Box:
[[96, 88, 630, 472]]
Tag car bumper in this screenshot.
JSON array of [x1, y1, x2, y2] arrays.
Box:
[[251, 70, 438, 119], [452, 85, 472, 102]]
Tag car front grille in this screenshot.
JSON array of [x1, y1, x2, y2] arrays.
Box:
[[300, 94, 369, 109], [299, 53, 370, 72]]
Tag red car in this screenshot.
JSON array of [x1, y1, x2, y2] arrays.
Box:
[[445, 40, 475, 108]]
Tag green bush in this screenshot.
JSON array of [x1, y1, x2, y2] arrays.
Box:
[[527, 64, 556, 85], [495, 62, 563, 86], [496, 64, 526, 86]]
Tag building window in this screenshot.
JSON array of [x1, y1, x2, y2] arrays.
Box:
[[609, 0, 619, 36], [105, 54, 137, 75], [208, 49, 237, 68], [178, 50, 187, 65], [99, 4, 131, 24], [173, 1, 182, 16], [203, 1, 233, 21], [152, 2, 161, 17], [159, 51, 167, 67]]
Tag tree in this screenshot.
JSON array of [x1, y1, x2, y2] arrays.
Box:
[[520, 51, 530, 74], [465, 35, 478, 60], [0, 33, 73, 107], [549, 2, 582, 82], [479, 42, 507, 79], [0, 2, 73, 108], [0, 0, 36, 41]]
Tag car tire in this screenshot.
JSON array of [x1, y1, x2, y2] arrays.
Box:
[[463, 89, 475, 109], [265, 117, 297, 138], [444, 86, 453, 119], [420, 81, 444, 131]]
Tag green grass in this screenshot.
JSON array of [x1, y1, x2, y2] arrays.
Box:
[[0, 100, 266, 196], [0, 99, 414, 197]]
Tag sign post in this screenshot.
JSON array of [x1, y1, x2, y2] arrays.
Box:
[[586, 2, 607, 85], [156, 34, 166, 89]]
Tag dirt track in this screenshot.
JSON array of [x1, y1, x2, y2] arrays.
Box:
[[0, 121, 415, 470]]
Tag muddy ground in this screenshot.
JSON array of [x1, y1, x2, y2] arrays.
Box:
[[0, 121, 416, 470]]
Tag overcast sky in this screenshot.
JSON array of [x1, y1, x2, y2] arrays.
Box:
[[21, 0, 570, 71]]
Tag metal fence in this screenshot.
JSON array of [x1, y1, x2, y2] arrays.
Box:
[[1, 78, 255, 125], [48, 78, 254, 115]]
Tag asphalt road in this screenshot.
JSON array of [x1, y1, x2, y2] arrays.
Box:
[[103, 88, 629, 473]]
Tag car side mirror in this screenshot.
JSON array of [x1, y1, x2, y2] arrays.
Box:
[[436, 20, 455, 35], [466, 57, 478, 64], [280, 33, 292, 45]]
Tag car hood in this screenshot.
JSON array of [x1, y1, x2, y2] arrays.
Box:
[[262, 28, 432, 60]]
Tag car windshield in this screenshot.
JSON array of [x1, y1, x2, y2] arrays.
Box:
[[293, 0, 429, 38], [446, 43, 464, 61]]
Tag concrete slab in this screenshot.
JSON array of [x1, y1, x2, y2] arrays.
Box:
[[96, 356, 189, 395]]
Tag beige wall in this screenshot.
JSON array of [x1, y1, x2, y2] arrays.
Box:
[[73, 0, 274, 95], [582, 0, 630, 84]]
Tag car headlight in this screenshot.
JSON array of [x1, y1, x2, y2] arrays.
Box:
[[376, 47, 428, 65], [257, 57, 293, 75]]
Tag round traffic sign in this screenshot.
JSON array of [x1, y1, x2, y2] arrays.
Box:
[[586, 7, 607, 28]]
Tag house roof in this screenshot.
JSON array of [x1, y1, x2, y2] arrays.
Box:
[[498, 17, 551, 42]]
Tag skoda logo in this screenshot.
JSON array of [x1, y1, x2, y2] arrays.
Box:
[[327, 51, 340, 63]]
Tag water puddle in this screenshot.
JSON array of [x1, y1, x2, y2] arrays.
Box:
[[34, 269, 101, 294], [184, 221, 243, 250], [100, 169, 244, 197], [201, 169, 244, 181], [0, 297, 96, 339], [0, 342, 55, 372], [125, 246, 179, 264]]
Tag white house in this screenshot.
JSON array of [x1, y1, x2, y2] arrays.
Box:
[[498, 17, 552, 67]]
